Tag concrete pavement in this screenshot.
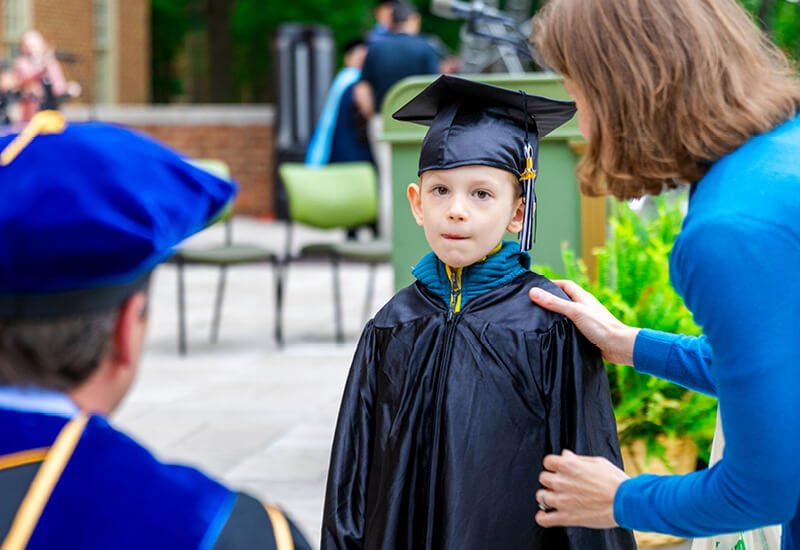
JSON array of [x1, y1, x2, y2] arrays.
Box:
[[114, 216, 390, 545]]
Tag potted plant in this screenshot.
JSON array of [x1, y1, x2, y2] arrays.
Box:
[[535, 194, 717, 547]]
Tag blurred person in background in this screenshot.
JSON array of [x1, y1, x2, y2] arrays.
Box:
[[306, 39, 373, 166], [13, 30, 80, 121], [355, 0, 441, 236], [354, 0, 439, 119], [367, 0, 397, 43]]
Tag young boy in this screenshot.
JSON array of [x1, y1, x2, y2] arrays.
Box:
[[321, 75, 635, 550]]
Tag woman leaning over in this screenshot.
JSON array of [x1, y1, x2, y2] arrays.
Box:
[[527, 0, 800, 547]]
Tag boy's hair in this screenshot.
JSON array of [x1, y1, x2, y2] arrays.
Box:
[[531, 0, 800, 200]]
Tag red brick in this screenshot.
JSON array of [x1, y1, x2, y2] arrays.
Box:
[[130, 123, 277, 218]]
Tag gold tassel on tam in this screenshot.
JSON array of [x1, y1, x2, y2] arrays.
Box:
[[1, 111, 67, 167]]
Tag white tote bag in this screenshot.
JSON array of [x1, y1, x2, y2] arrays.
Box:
[[691, 409, 781, 550]]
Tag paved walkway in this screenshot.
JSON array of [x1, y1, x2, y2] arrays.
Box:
[[114, 217, 392, 545], [113, 216, 691, 549]]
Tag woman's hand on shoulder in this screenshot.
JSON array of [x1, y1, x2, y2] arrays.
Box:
[[529, 280, 640, 366]]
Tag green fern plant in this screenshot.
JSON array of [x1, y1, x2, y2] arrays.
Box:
[[536, 194, 717, 464]]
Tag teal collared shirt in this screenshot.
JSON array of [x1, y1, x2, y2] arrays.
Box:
[[411, 240, 531, 311]]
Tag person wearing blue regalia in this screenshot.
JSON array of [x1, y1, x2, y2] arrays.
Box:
[[0, 111, 312, 550], [305, 39, 373, 167]]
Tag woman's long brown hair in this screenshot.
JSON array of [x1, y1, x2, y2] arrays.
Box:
[[532, 0, 800, 199]]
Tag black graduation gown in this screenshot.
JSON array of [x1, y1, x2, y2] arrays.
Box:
[[321, 271, 636, 550]]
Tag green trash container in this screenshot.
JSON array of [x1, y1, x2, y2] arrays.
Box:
[[381, 73, 605, 290]]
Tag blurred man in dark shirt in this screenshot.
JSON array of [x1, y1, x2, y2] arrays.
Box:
[[354, 0, 439, 117], [355, 0, 441, 238]]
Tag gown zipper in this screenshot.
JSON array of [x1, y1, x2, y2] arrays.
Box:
[[447, 266, 462, 318], [425, 266, 463, 547]]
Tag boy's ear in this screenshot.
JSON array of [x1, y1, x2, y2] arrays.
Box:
[[407, 183, 424, 226], [506, 195, 526, 234]]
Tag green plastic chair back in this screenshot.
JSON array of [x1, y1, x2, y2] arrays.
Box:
[[190, 158, 231, 179], [279, 162, 378, 230]]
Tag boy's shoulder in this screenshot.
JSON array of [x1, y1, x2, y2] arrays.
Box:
[[465, 270, 571, 332], [515, 269, 570, 299], [371, 281, 442, 328]]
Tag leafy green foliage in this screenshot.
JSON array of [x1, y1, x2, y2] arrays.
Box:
[[741, 0, 800, 57], [535, 195, 717, 461], [229, 0, 462, 102], [151, 0, 799, 103], [771, 2, 800, 57], [230, 0, 369, 102], [151, 0, 192, 103]]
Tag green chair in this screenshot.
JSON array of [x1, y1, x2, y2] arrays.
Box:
[[277, 162, 391, 344], [168, 159, 278, 354]]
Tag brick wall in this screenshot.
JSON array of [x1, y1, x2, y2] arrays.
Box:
[[118, 0, 149, 104], [137, 124, 274, 216], [65, 105, 277, 218], [32, 0, 95, 103]]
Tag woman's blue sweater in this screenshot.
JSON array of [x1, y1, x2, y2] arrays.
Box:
[[615, 115, 800, 548]]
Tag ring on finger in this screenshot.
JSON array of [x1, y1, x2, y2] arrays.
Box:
[[538, 490, 555, 512]]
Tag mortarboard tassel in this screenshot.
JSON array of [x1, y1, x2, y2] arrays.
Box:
[[519, 144, 537, 251], [518, 92, 538, 251]]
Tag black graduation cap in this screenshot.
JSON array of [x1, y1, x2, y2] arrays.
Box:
[[392, 75, 576, 251]]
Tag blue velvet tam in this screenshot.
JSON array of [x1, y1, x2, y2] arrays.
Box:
[[0, 121, 236, 319]]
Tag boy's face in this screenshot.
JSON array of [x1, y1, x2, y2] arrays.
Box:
[[407, 165, 525, 268]]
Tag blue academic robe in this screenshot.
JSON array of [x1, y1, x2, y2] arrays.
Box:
[[305, 67, 373, 166], [0, 408, 310, 549]]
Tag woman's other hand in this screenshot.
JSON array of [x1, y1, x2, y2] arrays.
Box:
[[529, 280, 640, 366], [535, 450, 629, 529]]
